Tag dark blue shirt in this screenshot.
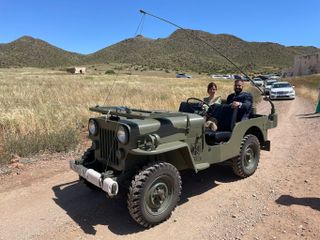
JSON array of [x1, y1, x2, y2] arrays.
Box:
[[227, 91, 253, 121]]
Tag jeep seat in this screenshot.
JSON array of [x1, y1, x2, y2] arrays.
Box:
[[205, 104, 238, 145]]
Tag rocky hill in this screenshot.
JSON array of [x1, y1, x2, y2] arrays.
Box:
[[0, 30, 319, 72], [0, 36, 83, 68], [84, 29, 319, 73]]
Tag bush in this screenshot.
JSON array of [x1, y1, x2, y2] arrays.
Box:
[[3, 128, 81, 159], [105, 70, 116, 74]]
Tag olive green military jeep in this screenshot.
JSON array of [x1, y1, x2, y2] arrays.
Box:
[[70, 98, 277, 227]]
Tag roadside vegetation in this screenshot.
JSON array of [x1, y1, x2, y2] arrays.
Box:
[[0, 68, 262, 165], [285, 74, 320, 104]]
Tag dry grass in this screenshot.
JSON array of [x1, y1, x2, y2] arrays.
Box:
[[285, 74, 320, 104], [0, 68, 259, 164]]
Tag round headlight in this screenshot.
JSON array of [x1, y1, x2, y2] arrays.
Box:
[[88, 119, 98, 135], [117, 125, 129, 144]]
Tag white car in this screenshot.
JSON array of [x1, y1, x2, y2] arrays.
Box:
[[211, 74, 231, 79], [252, 77, 264, 87], [264, 79, 278, 94], [269, 82, 295, 100], [268, 76, 281, 81]]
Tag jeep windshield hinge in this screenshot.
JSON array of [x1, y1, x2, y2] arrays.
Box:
[[186, 114, 190, 134]]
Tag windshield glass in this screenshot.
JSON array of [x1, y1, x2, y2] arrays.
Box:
[[266, 81, 276, 86], [272, 83, 291, 88]]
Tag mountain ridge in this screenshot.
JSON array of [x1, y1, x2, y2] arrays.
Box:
[[0, 35, 83, 68], [1, 30, 319, 72]]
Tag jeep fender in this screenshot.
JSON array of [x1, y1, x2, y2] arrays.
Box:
[[129, 141, 196, 171]]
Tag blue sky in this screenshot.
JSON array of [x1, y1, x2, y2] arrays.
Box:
[[1, 0, 319, 54]]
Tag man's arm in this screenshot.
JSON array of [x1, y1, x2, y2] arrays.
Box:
[[239, 92, 253, 110]]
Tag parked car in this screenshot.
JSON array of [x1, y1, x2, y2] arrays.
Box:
[[211, 74, 232, 79], [212, 74, 227, 79], [176, 73, 192, 78], [252, 77, 264, 87], [241, 75, 250, 81], [231, 74, 242, 80], [268, 76, 281, 81], [269, 82, 295, 100], [264, 79, 278, 94], [256, 75, 269, 80]]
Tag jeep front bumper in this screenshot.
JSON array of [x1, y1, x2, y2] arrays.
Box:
[[69, 160, 119, 197]]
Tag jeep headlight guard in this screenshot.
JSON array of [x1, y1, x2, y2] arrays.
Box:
[[117, 125, 129, 144], [138, 134, 160, 151], [88, 119, 98, 136]]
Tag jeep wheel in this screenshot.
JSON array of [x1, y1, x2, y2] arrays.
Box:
[[127, 162, 182, 228], [232, 134, 260, 178]]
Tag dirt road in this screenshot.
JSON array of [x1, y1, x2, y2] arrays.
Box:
[[1, 96, 319, 240]]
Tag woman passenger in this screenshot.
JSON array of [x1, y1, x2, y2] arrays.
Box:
[[203, 82, 221, 105], [203, 82, 221, 131]]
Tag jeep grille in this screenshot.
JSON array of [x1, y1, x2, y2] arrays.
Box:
[[99, 128, 119, 166]]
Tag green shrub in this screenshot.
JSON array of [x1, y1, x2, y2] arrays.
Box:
[[105, 70, 116, 74]]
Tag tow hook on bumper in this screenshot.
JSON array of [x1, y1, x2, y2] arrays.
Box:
[[69, 160, 119, 197]]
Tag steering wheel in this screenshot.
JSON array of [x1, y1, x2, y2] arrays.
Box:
[[186, 97, 210, 116]]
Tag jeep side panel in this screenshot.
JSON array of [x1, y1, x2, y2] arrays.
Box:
[[201, 115, 270, 165]]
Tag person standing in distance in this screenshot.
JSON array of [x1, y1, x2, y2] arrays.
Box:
[[227, 79, 253, 121]]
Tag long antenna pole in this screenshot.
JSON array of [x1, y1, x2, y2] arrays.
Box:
[[139, 9, 275, 115]]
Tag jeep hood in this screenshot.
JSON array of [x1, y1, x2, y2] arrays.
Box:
[[90, 105, 204, 137], [120, 113, 204, 136]]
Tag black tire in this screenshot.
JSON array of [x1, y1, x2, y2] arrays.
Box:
[[127, 162, 182, 228], [232, 134, 260, 178], [80, 148, 101, 191]]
